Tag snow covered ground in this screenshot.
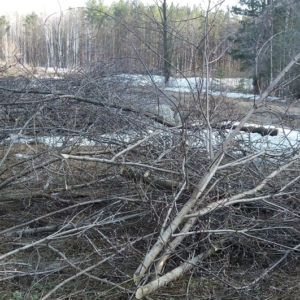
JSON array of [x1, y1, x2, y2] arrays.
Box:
[[227, 123, 300, 154], [35, 67, 69, 74], [3, 123, 300, 159], [34, 71, 279, 100], [115, 74, 281, 101], [165, 76, 253, 93]]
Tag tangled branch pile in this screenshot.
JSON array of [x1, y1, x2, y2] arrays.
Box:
[[1, 62, 300, 299]]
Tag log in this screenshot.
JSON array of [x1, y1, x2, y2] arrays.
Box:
[[220, 124, 278, 136]]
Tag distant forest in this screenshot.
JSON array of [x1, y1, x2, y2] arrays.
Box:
[[0, 1, 241, 76], [1, 0, 300, 94]]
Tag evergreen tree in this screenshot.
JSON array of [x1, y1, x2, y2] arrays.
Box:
[[229, 0, 270, 93], [230, 0, 300, 96]]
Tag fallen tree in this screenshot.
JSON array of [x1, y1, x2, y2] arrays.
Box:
[[131, 52, 300, 298]]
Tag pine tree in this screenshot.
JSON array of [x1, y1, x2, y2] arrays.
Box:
[[229, 0, 270, 93], [230, 0, 300, 97]]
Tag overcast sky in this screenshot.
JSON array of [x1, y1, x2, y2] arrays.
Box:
[[2, 0, 237, 16]]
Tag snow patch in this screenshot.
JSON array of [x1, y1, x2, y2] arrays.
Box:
[[15, 153, 32, 159], [114, 74, 284, 101]]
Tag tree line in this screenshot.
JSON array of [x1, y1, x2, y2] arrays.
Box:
[[1, 0, 299, 95], [0, 0, 242, 79]]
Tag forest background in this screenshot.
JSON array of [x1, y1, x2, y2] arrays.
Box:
[[1, 0, 299, 95]]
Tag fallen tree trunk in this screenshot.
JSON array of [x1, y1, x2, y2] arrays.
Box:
[[220, 124, 279, 136], [136, 237, 232, 299]]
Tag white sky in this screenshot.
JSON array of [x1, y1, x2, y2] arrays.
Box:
[[2, 0, 237, 16]]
